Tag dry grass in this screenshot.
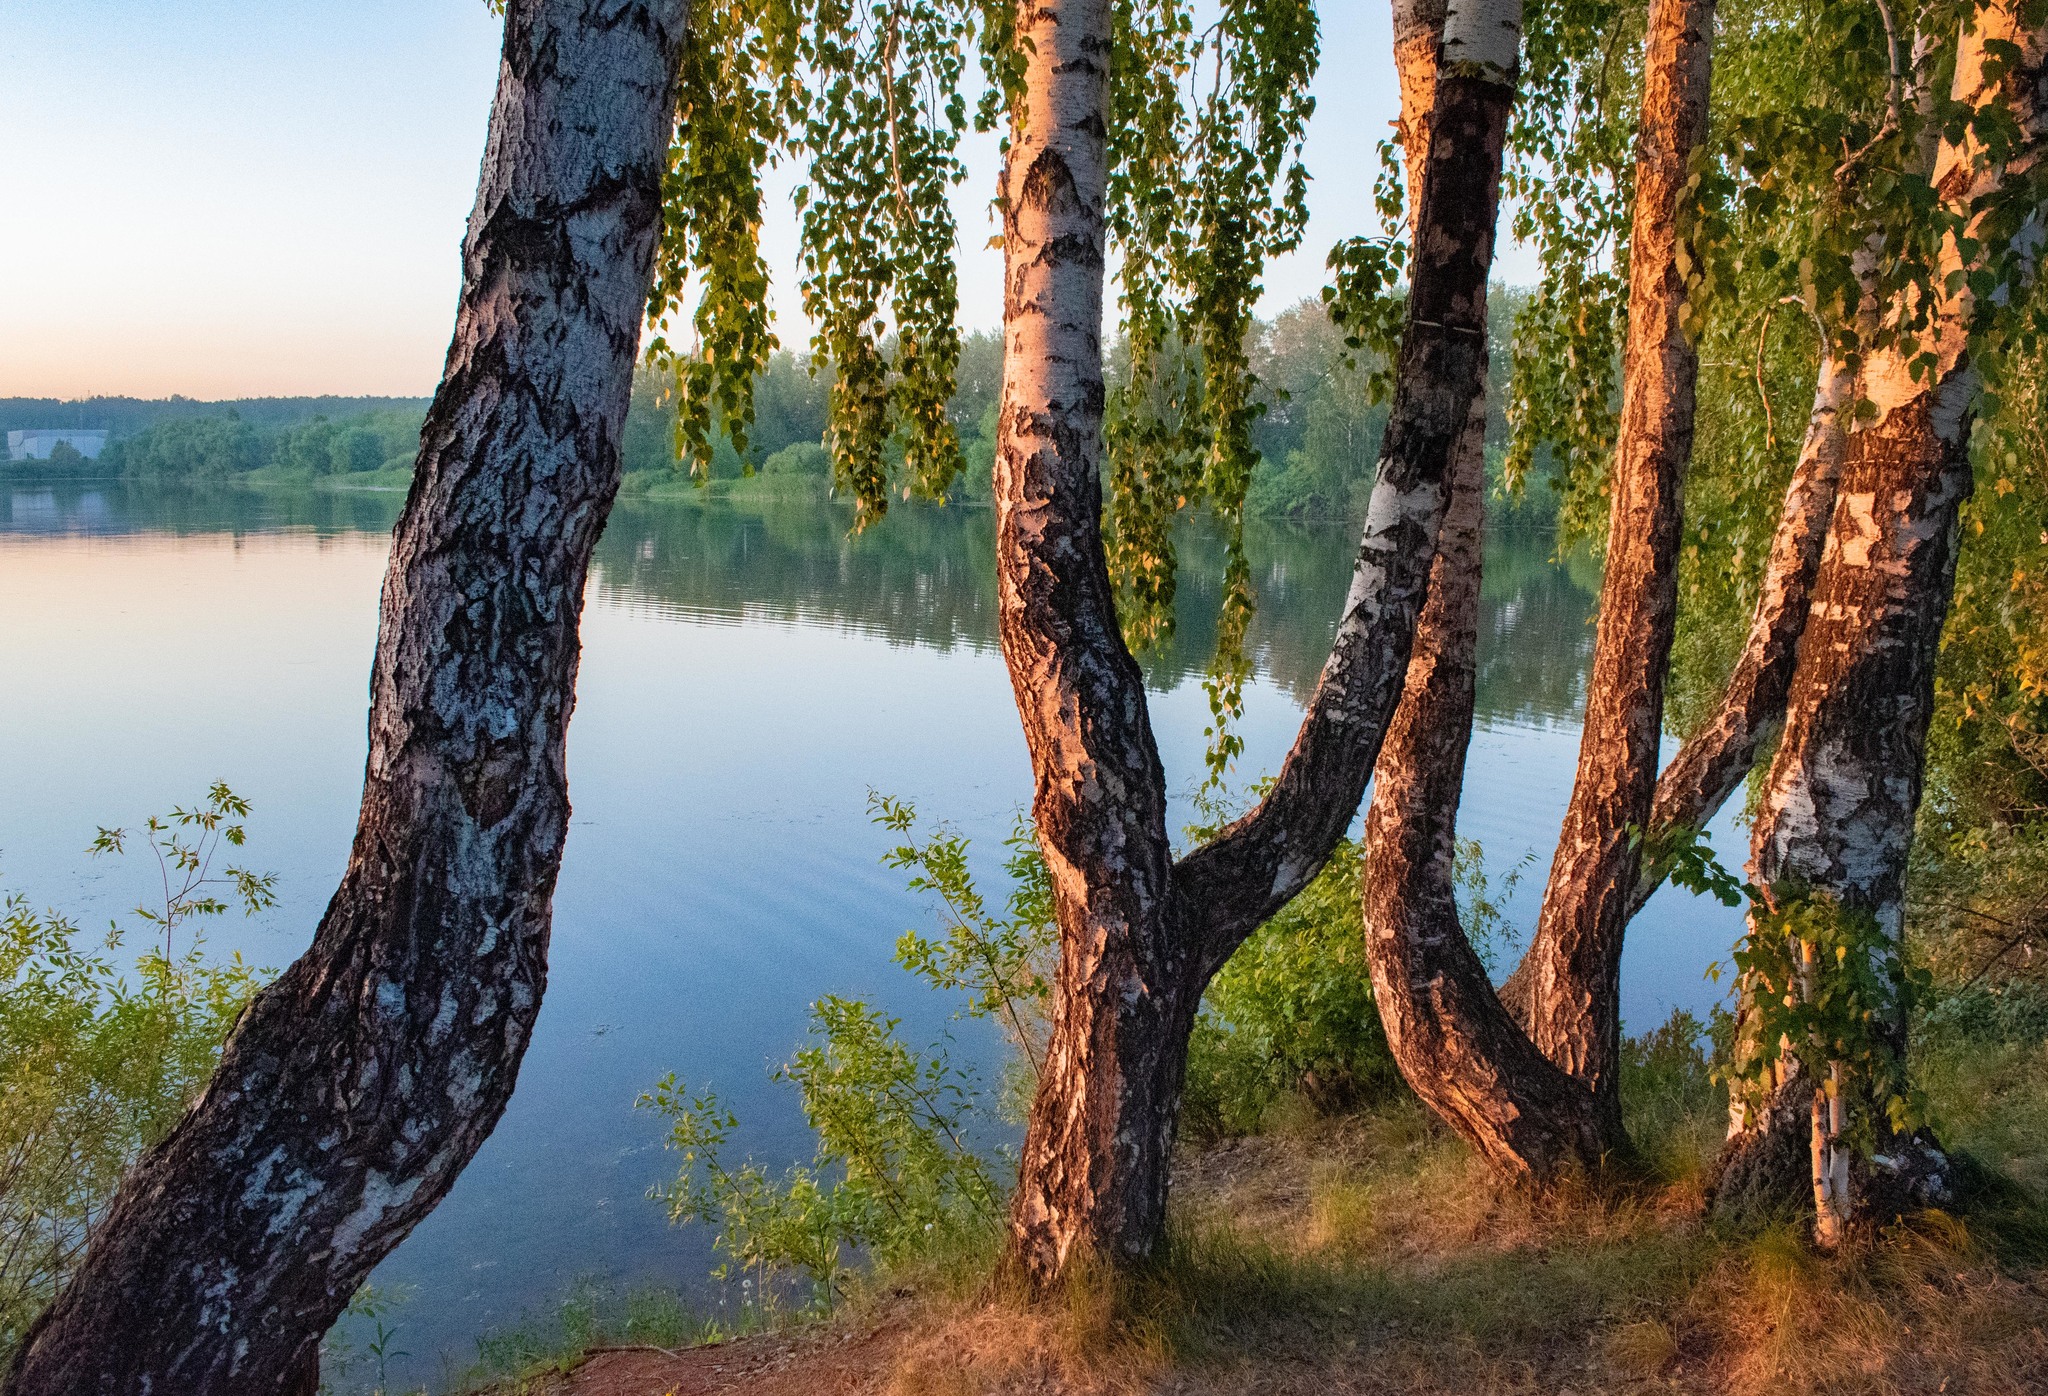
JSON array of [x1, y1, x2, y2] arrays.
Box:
[[869, 1092, 2048, 1396], [491, 1020, 2048, 1396]]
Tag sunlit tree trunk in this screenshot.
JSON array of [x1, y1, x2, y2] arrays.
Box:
[[2, 4, 690, 1391], [1625, 352, 1851, 919], [1364, 405, 1626, 1178], [1356, 0, 1625, 1181], [1716, 2, 2046, 1241], [1747, 354, 1979, 1243], [1499, 0, 1717, 1133], [1369, 0, 1714, 1181], [997, 0, 1521, 1286]]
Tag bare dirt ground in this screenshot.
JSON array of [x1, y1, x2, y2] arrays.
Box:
[[509, 1322, 908, 1396]]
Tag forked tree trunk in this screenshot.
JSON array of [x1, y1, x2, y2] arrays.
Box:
[[1501, 327, 1849, 1199], [1625, 351, 1851, 919], [1501, 0, 1717, 1133], [997, 0, 1522, 1286], [993, 0, 1183, 1280], [1372, 0, 1715, 1181], [1717, 3, 2046, 1240], [1364, 404, 1624, 1179], [1354, 0, 1622, 1182], [3, 4, 690, 1391]]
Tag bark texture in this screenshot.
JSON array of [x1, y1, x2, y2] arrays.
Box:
[[1506, 0, 1717, 1128], [1364, 409, 1622, 1181], [1624, 354, 1851, 918], [994, 0, 1185, 1283], [1392, 0, 1450, 203], [998, 0, 1521, 1285], [1717, 2, 2047, 1236], [3, 4, 689, 1391], [1353, 0, 1628, 1182], [1753, 380, 1975, 1240]]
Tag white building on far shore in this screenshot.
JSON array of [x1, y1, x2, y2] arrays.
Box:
[[7, 429, 110, 461]]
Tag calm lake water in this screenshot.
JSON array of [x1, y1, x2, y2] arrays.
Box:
[[0, 481, 1744, 1387]]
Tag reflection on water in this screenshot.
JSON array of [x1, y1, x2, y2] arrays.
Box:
[[0, 482, 1740, 1387], [595, 497, 1598, 729]]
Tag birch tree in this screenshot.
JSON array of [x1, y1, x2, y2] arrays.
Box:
[[1361, 0, 1718, 1178], [2, 3, 693, 1392], [1716, 0, 2047, 1242], [992, 0, 1524, 1283]]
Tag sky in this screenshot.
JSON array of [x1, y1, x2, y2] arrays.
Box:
[[1, 1, 1529, 401]]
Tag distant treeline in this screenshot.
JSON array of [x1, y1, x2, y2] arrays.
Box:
[[6, 294, 1555, 523], [0, 396, 431, 438], [628, 290, 1552, 524]]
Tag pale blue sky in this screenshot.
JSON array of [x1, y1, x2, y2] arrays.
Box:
[[1, 2, 1520, 399]]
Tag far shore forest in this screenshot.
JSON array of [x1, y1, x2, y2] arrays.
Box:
[[4, 0, 2048, 1393], [1, 298, 1547, 528]]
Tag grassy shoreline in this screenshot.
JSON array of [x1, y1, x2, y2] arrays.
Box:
[[428, 1014, 2048, 1396]]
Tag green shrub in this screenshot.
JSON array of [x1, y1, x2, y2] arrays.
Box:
[[1617, 1010, 1724, 1182], [0, 786, 273, 1359], [639, 797, 1043, 1310], [1183, 841, 1400, 1139], [641, 996, 1005, 1309], [762, 442, 830, 477]]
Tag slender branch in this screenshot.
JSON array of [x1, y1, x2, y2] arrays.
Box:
[[1835, 0, 1906, 186], [1754, 305, 1778, 448]]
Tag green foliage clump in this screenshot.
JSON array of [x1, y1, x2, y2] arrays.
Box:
[[1728, 889, 1932, 1142], [1662, 823, 1934, 1152], [1618, 1010, 1724, 1182], [102, 415, 265, 480], [877, 794, 1054, 1077], [91, 409, 425, 482], [0, 786, 273, 1360], [640, 796, 1045, 1308], [1181, 833, 1525, 1141], [1909, 286, 2048, 1015], [1184, 841, 1397, 1139], [641, 995, 1004, 1307]]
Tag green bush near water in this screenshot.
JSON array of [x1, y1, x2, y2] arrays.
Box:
[[0, 787, 274, 1362]]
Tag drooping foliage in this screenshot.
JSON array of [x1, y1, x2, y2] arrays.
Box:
[[645, 0, 996, 525], [1101, 1, 1320, 780], [1507, 0, 2048, 566], [643, 0, 1320, 777]]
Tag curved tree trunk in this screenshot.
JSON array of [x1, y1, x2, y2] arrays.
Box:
[[1499, 345, 1851, 1129], [1715, 3, 2046, 1240], [1623, 352, 1851, 920], [1364, 406, 1623, 1181], [1352, 0, 1626, 1183], [998, 0, 1522, 1287], [3, 4, 690, 1391], [1504, 0, 1717, 1130]]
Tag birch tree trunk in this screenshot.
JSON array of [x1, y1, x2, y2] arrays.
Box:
[[1364, 406, 1627, 1179], [3, 4, 689, 1390], [993, 0, 1185, 1284], [1751, 358, 1977, 1244], [1625, 353, 1851, 920], [1352, 0, 1626, 1181], [1505, 0, 1717, 1131], [1501, 318, 1848, 1202], [997, 0, 1522, 1285], [1718, 2, 2046, 1241]]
